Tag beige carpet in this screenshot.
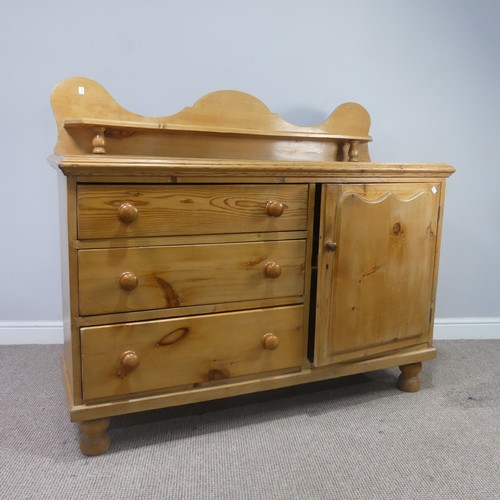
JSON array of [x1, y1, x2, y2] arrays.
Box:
[[0, 340, 499, 499]]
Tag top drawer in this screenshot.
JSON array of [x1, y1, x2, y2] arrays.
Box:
[[77, 184, 309, 239]]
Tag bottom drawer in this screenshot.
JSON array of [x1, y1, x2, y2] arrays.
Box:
[[81, 305, 304, 400]]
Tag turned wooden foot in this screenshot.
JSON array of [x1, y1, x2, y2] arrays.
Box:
[[397, 362, 422, 392], [79, 418, 111, 456]]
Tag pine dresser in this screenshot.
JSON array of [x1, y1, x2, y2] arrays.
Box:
[[49, 77, 454, 455]]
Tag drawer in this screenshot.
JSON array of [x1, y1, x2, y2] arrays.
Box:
[[81, 305, 304, 400], [77, 184, 309, 239], [78, 239, 306, 315]]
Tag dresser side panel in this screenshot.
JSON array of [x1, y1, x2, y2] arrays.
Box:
[[427, 180, 448, 346], [58, 173, 82, 404]]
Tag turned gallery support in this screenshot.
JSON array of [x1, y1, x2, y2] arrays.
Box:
[[92, 126, 107, 154], [79, 418, 111, 456], [397, 362, 422, 392], [348, 140, 359, 162]]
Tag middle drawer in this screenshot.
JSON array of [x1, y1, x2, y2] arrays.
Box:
[[78, 239, 306, 316]]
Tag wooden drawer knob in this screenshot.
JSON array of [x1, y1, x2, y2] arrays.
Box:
[[266, 200, 284, 217], [264, 262, 281, 279], [119, 272, 138, 291], [120, 350, 139, 373], [117, 202, 138, 224], [261, 333, 279, 350]]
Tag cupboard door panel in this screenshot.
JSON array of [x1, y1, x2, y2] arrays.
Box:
[[315, 183, 441, 366]]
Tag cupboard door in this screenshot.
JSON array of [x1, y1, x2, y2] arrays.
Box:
[[314, 183, 441, 366]]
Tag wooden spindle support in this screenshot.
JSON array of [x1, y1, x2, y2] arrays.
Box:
[[348, 140, 359, 162], [92, 127, 107, 154]]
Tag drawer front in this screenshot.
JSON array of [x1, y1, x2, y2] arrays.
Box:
[[78, 240, 306, 315], [81, 305, 304, 400], [77, 184, 309, 239]]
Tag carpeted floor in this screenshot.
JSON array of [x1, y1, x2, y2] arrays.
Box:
[[0, 340, 498, 499]]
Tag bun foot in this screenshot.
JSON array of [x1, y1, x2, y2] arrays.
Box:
[[79, 418, 111, 456], [397, 362, 422, 392]]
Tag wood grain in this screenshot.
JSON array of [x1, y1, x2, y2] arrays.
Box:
[[397, 362, 423, 392], [50, 154, 455, 180], [77, 184, 309, 239], [51, 77, 372, 161], [70, 346, 436, 421], [315, 183, 441, 366], [50, 79, 454, 454], [81, 305, 304, 400], [78, 239, 306, 315], [58, 174, 85, 404], [79, 418, 110, 455]]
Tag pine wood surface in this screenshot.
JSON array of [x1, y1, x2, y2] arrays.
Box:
[[77, 183, 308, 239], [78, 239, 306, 315], [81, 305, 304, 400], [50, 78, 454, 454], [51, 77, 372, 161], [63, 345, 436, 421], [315, 183, 441, 366], [397, 362, 423, 392], [58, 174, 84, 403], [79, 418, 110, 456], [74, 296, 304, 328], [73, 230, 309, 250], [50, 154, 454, 179]]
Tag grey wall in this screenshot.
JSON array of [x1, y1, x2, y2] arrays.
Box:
[[1, 0, 499, 325]]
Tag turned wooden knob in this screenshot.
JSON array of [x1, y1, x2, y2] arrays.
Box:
[[266, 200, 284, 217], [261, 333, 279, 350], [119, 272, 138, 291], [325, 240, 337, 252], [120, 350, 139, 373], [264, 262, 281, 279], [117, 202, 138, 224]]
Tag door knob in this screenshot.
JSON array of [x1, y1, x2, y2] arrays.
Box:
[[325, 241, 337, 252]]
